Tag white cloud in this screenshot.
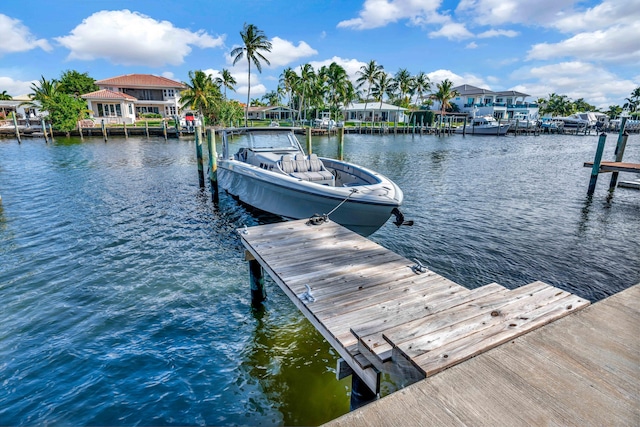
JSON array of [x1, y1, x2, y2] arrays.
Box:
[[0, 76, 37, 96], [512, 61, 637, 109], [337, 0, 443, 30], [527, 22, 640, 65], [0, 14, 51, 55], [55, 10, 224, 67], [267, 37, 318, 67], [429, 22, 473, 40], [427, 69, 487, 88], [551, 0, 640, 32], [477, 29, 518, 38], [226, 37, 317, 70], [456, 0, 577, 26], [466, 42, 479, 49]]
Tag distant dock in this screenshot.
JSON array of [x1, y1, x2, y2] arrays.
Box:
[[238, 219, 590, 406]]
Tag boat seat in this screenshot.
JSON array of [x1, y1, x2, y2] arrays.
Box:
[[295, 154, 325, 181], [280, 154, 309, 180], [308, 154, 334, 180]]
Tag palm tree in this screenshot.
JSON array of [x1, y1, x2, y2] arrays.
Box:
[[371, 72, 394, 122], [215, 69, 236, 99], [394, 68, 413, 107], [0, 90, 12, 100], [355, 60, 384, 121], [298, 63, 316, 122], [279, 67, 299, 113], [320, 62, 353, 122], [624, 86, 640, 114], [262, 90, 280, 106], [412, 72, 431, 106], [231, 23, 272, 126], [180, 70, 221, 126], [430, 79, 459, 127]]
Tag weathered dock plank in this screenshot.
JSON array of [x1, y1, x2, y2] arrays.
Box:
[[240, 219, 591, 399], [324, 284, 639, 427]]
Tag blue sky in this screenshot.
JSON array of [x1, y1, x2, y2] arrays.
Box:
[[1, 0, 638, 109]]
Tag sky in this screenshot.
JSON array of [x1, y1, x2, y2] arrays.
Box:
[[1, 0, 638, 109]]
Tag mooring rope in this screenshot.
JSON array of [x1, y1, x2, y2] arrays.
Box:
[[307, 188, 358, 226]]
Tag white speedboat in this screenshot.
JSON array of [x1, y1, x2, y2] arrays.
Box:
[[218, 127, 405, 236], [456, 116, 511, 135], [555, 112, 597, 129]]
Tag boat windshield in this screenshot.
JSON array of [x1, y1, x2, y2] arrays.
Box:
[[247, 130, 301, 151]]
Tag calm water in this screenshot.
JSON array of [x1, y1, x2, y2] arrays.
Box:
[[0, 131, 638, 426]]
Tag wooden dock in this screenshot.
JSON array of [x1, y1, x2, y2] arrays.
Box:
[[238, 219, 589, 395], [325, 283, 640, 426]]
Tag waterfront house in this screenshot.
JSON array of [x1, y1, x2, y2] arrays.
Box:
[[449, 84, 539, 121], [247, 105, 296, 122], [342, 102, 408, 123], [0, 95, 43, 121], [82, 74, 186, 124]]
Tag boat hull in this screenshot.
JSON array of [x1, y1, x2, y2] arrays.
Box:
[[218, 159, 402, 236], [456, 124, 511, 135]]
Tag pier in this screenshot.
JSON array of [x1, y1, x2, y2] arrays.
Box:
[[326, 283, 639, 426], [238, 219, 590, 407]]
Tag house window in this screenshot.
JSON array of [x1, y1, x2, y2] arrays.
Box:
[[166, 106, 176, 115], [97, 103, 122, 117], [163, 89, 175, 98], [128, 104, 133, 114]]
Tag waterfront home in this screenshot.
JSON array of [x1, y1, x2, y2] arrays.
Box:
[[82, 74, 186, 124], [342, 102, 408, 123], [442, 84, 539, 121], [247, 105, 296, 122], [0, 94, 42, 121]]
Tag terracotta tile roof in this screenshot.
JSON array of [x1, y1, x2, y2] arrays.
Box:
[[81, 89, 138, 101], [96, 74, 186, 89]]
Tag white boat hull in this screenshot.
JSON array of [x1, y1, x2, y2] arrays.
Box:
[[456, 124, 511, 135], [218, 158, 402, 236]]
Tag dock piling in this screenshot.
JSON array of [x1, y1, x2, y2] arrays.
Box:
[[195, 126, 205, 188], [145, 121, 149, 138], [162, 120, 168, 141], [306, 126, 312, 154], [206, 129, 219, 203], [248, 257, 266, 306], [587, 132, 608, 195], [608, 117, 629, 191], [12, 112, 21, 143], [101, 120, 107, 142], [41, 118, 48, 143], [338, 126, 344, 160], [350, 374, 377, 411]]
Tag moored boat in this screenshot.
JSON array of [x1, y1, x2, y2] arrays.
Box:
[[217, 127, 405, 236], [456, 115, 511, 135]]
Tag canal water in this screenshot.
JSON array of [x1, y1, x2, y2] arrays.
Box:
[[1, 131, 638, 426]]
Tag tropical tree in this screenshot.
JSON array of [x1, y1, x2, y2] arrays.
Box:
[[624, 86, 640, 113], [430, 79, 459, 127], [371, 72, 394, 122], [180, 70, 222, 125], [606, 105, 623, 119], [393, 68, 413, 108], [216, 100, 244, 127], [231, 23, 272, 126], [541, 93, 573, 116], [25, 75, 60, 108], [262, 90, 280, 106], [319, 62, 354, 122], [279, 67, 299, 113], [215, 69, 237, 99], [58, 70, 98, 96], [298, 63, 318, 121], [412, 72, 431, 106], [41, 92, 90, 136], [355, 60, 384, 121], [0, 90, 12, 100]]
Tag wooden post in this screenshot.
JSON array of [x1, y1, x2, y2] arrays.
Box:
[[123, 122, 128, 139], [78, 121, 84, 141], [496, 118, 501, 136], [206, 129, 219, 203], [306, 126, 312, 155], [338, 126, 344, 161], [101, 119, 107, 142], [145, 120, 149, 138], [514, 119, 519, 136], [587, 132, 607, 196], [350, 373, 377, 410], [41, 118, 48, 143], [249, 259, 266, 305], [49, 123, 54, 141], [12, 112, 21, 143], [195, 126, 205, 188], [162, 119, 168, 141], [174, 115, 181, 136], [609, 117, 629, 191], [462, 117, 467, 135]]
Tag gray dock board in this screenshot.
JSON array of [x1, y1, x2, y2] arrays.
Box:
[[324, 284, 639, 427]]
